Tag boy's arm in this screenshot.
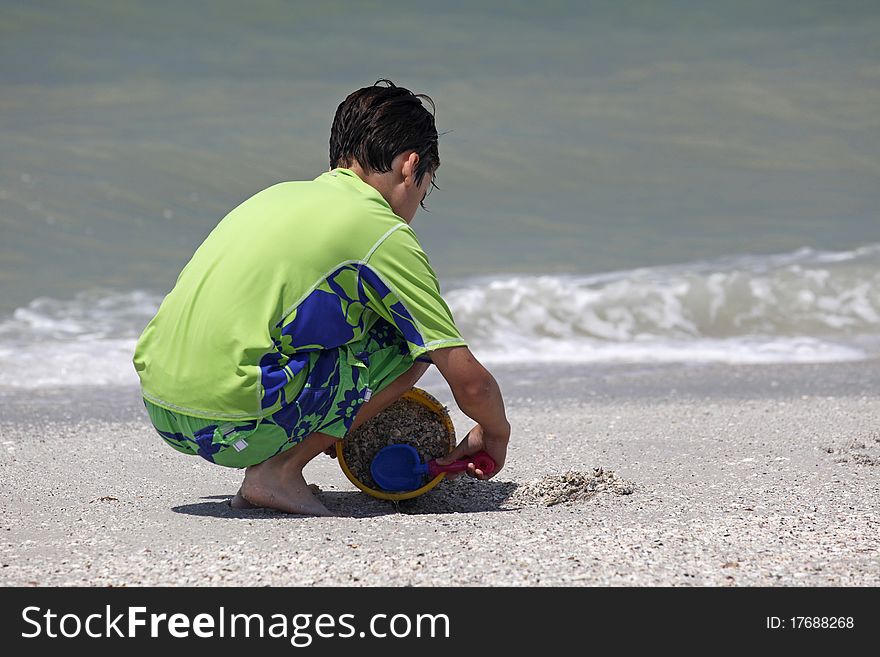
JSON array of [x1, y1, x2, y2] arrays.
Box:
[[360, 228, 508, 474], [427, 345, 510, 478]]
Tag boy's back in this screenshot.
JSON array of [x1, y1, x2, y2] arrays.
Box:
[[134, 168, 463, 421]]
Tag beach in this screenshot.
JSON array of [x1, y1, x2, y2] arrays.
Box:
[[1, 0, 878, 595], [2, 361, 878, 587]]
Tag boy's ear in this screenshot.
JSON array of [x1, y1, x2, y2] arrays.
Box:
[[401, 151, 420, 185]]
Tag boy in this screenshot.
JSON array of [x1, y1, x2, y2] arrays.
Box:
[[133, 80, 510, 516]]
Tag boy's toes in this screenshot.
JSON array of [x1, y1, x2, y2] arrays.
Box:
[[230, 488, 259, 509]]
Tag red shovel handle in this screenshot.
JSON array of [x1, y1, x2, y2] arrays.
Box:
[[428, 451, 496, 477]]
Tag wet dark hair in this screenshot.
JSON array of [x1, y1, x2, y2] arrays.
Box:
[[330, 79, 440, 203]]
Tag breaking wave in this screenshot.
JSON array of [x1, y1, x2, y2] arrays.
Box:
[[446, 243, 880, 365], [1, 244, 878, 387]]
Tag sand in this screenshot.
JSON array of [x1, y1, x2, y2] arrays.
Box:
[[1, 361, 878, 586]]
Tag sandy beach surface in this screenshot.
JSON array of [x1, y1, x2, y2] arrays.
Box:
[[1, 361, 878, 586]]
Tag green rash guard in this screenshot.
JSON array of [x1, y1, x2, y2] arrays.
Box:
[[133, 168, 467, 422]]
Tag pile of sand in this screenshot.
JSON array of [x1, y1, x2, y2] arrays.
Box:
[[508, 468, 634, 507]]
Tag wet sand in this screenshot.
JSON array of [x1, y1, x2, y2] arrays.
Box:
[[1, 362, 878, 586]]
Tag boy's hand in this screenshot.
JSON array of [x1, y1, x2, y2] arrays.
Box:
[[435, 423, 509, 480]]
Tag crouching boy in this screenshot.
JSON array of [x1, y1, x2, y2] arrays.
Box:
[[133, 80, 510, 515]]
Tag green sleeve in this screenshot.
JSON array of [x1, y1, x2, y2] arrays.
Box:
[[362, 226, 467, 359]]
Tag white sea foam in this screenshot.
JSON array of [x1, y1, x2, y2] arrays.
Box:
[[445, 243, 880, 365], [0, 290, 161, 388], [1, 245, 878, 387]]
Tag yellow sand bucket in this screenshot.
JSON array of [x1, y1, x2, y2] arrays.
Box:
[[336, 387, 456, 501]]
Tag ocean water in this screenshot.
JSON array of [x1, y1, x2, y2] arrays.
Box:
[[1, 1, 878, 387]]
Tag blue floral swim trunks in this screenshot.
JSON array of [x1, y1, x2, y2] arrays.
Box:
[[144, 318, 427, 468]]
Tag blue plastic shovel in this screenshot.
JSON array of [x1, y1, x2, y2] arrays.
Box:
[[370, 444, 496, 492]]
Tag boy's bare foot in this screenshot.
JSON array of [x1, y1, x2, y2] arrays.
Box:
[[235, 459, 331, 516], [227, 431, 338, 515], [230, 483, 320, 509]]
